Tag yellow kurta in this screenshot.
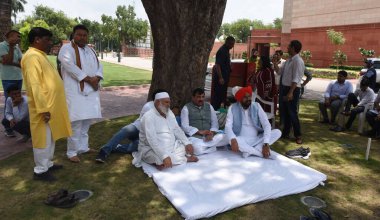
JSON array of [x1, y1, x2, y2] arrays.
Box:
[[21, 47, 72, 148]]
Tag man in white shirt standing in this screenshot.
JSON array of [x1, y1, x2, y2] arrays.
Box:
[[225, 86, 281, 159], [181, 88, 228, 155], [132, 92, 198, 170], [58, 24, 103, 162], [274, 40, 305, 144]]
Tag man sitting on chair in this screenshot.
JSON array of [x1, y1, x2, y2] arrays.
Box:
[[132, 92, 198, 170], [366, 92, 380, 138], [319, 70, 353, 124], [332, 78, 375, 132], [181, 88, 228, 155], [225, 86, 281, 159]]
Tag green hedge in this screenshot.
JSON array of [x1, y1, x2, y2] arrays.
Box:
[[309, 67, 359, 79], [305, 63, 314, 68], [328, 65, 363, 71]]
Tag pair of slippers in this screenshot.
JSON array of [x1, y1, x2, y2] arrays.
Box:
[[300, 208, 332, 220], [44, 189, 93, 208]]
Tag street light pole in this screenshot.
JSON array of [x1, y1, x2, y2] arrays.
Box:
[[118, 26, 121, 63], [100, 33, 103, 60], [248, 26, 253, 60]]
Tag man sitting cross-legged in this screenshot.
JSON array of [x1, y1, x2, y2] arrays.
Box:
[[181, 88, 228, 155], [132, 92, 198, 170], [95, 89, 166, 163], [225, 86, 282, 159], [318, 70, 353, 124]]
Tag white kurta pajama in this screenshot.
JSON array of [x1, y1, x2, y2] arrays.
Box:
[[181, 105, 229, 155], [58, 43, 103, 158], [225, 103, 281, 158], [132, 108, 191, 167]]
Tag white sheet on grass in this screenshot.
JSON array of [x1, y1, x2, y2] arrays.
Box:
[[140, 149, 327, 220]]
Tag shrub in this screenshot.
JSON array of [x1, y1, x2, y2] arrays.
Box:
[[359, 47, 375, 58], [333, 50, 347, 67], [300, 50, 312, 65], [309, 68, 359, 79], [305, 63, 314, 68], [329, 65, 363, 71]]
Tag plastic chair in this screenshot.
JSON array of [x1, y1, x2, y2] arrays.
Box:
[[337, 101, 374, 134], [252, 90, 275, 128], [358, 102, 374, 134]]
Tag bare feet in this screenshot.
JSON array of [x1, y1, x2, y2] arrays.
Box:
[[69, 156, 80, 163], [83, 148, 97, 154], [187, 155, 199, 162], [155, 164, 165, 171]]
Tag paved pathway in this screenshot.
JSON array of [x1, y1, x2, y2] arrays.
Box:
[[0, 85, 150, 160], [0, 56, 358, 160]]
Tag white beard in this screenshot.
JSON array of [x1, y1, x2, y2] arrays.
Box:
[[158, 102, 169, 114]]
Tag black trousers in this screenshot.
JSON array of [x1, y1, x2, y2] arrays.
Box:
[[344, 93, 365, 129], [1, 119, 31, 136], [366, 111, 380, 134], [211, 72, 229, 110], [279, 86, 302, 137]]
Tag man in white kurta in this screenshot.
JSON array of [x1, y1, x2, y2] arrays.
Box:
[[132, 92, 198, 170], [225, 86, 282, 158], [58, 24, 103, 162], [181, 88, 228, 155]]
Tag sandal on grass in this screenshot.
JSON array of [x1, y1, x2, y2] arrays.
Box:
[[309, 208, 332, 220], [296, 137, 302, 145], [44, 189, 79, 208]]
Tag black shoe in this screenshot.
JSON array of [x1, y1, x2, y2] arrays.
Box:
[[366, 129, 377, 137], [309, 208, 332, 220], [4, 130, 16, 137], [285, 147, 311, 159], [33, 171, 56, 182], [48, 164, 63, 172], [330, 125, 345, 132], [95, 149, 107, 163], [374, 132, 380, 139], [319, 119, 329, 124]]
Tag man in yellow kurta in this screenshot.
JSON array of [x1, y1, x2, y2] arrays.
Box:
[[21, 27, 72, 182]]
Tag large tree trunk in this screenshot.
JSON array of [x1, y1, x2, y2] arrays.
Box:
[[0, 0, 12, 38], [142, 0, 226, 107]]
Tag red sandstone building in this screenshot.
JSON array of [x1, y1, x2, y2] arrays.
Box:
[[248, 0, 380, 68]]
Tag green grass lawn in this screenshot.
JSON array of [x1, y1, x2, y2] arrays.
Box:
[[0, 100, 379, 219], [0, 56, 152, 91]]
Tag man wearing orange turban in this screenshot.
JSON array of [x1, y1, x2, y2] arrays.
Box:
[[224, 86, 281, 159]]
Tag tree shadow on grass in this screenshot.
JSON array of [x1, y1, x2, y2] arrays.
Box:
[[0, 101, 379, 219]]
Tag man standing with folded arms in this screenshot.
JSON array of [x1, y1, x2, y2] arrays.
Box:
[[58, 24, 103, 163], [22, 27, 72, 182]]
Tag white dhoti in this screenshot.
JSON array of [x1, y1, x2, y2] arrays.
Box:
[[67, 119, 92, 158], [133, 140, 187, 167], [189, 133, 229, 155], [237, 129, 282, 158], [33, 124, 56, 174]]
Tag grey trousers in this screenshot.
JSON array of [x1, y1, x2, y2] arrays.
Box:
[[319, 99, 342, 123]]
